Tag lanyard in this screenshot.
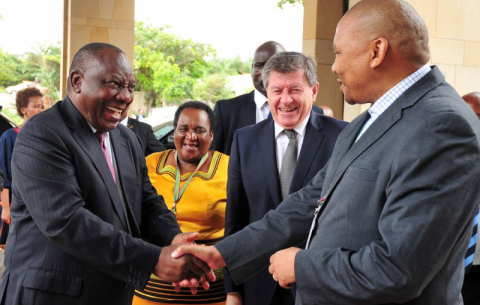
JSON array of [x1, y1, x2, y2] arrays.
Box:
[[171, 151, 209, 214]]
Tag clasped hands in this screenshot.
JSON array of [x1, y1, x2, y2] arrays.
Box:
[[161, 233, 302, 293]]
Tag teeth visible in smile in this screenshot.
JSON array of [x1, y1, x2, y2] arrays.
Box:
[[280, 108, 296, 112], [106, 106, 122, 113], [106, 106, 122, 118]]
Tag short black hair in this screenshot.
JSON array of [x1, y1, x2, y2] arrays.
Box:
[[67, 42, 124, 91], [173, 101, 215, 131]]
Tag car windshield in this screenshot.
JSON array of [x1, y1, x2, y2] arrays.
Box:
[[153, 121, 174, 139]]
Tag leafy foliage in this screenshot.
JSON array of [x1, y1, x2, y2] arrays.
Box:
[[0, 48, 24, 88], [0, 43, 61, 101], [192, 73, 235, 103], [277, 0, 303, 8], [134, 22, 214, 107], [134, 22, 251, 107], [24, 43, 61, 100]]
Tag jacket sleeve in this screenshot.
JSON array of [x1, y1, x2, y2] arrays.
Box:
[[216, 161, 327, 285]]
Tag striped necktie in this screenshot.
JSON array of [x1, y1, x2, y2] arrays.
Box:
[[465, 208, 479, 270]]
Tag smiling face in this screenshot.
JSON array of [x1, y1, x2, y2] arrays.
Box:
[[174, 108, 213, 164], [21, 95, 44, 122], [71, 49, 135, 133], [266, 70, 317, 129]]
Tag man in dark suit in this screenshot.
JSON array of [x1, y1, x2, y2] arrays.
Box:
[[120, 116, 165, 156], [0, 43, 212, 305], [172, 1, 480, 304], [224, 52, 347, 305]]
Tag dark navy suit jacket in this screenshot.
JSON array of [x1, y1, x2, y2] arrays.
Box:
[[224, 111, 347, 305]]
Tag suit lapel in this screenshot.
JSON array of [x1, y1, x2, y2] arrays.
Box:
[[290, 113, 324, 192], [242, 91, 257, 127], [61, 98, 129, 232], [110, 128, 141, 236], [324, 66, 444, 204], [259, 120, 282, 205]]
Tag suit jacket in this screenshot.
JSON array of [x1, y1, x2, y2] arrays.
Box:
[[224, 112, 347, 305], [211, 91, 323, 155], [0, 97, 181, 305], [127, 117, 165, 156], [216, 66, 480, 304]]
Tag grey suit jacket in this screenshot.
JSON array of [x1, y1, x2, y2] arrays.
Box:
[[216, 66, 480, 304], [0, 97, 181, 305]]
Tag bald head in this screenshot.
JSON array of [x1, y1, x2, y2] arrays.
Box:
[[463, 92, 480, 119], [252, 41, 285, 95], [346, 0, 429, 66]]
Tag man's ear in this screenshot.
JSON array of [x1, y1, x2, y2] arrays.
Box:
[[70, 71, 83, 93], [370, 37, 388, 69], [311, 82, 319, 102]]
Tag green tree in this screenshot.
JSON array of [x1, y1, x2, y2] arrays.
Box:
[[134, 22, 214, 108], [23, 43, 61, 100], [0, 47, 24, 88], [192, 73, 234, 104]]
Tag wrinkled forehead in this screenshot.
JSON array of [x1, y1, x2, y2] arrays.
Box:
[[88, 51, 134, 78]]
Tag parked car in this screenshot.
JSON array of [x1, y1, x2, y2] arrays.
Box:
[[0, 107, 18, 137], [6, 81, 44, 95], [152, 120, 175, 150]]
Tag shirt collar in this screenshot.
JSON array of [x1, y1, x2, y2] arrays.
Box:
[[368, 63, 431, 118], [254, 89, 268, 110], [274, 112, 311, 139], [120, 116, 128, 126], [87, 123, 110, 140]]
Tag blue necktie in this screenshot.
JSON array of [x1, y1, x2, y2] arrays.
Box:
[[465, 208, 479, 270]]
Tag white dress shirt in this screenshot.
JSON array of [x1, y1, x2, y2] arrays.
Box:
[[357, 64, 431, 140], [274, 113, 311, 174], [254, 89, 270, 123]]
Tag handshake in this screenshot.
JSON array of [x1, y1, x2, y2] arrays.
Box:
[[152, 232, 226, 294], [153, 232, 301, 294]]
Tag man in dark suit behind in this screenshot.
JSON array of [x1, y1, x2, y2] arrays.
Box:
[[211, 41, 285, 155], [120, 116, 165, 156], [0, 43, 212, 305], [224, 52, 347, 305], [172, 1, 480, 304]]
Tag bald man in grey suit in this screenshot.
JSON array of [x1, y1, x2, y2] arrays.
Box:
[[171, 1, 480, 304]]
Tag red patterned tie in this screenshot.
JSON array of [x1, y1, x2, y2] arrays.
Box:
[[95, 132, 117, 184]]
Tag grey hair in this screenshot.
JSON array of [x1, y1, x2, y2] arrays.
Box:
[[261, 52, 317, 89]]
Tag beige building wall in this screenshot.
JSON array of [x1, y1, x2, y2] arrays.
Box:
[[302, 0, 345, 120], [60, 0, 135, 99], [304, 0, 480, 121]]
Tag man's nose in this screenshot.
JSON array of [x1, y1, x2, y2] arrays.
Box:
[[116, 87, 134, 103]]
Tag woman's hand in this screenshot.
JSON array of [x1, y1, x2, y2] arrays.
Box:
[[1, 189, 11, 225], [1, 204, 11, 225]]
